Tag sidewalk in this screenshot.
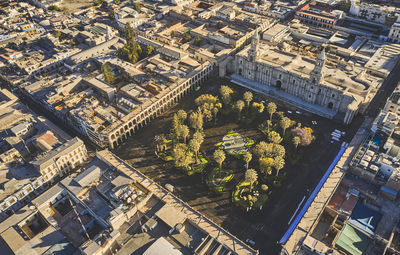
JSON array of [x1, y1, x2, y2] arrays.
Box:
[[281, 117, 373, 254]]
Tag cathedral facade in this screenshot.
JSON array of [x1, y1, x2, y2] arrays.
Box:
[[233, 32, 371, 124]]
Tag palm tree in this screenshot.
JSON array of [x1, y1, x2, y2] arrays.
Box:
[[189, 139, 201, 164], [274, 157, 285, 176], [272, 144, 286, 158], [267, 102, 277, 121], [243, 91, 253, 109], [268, 131, 282, 144], [243, 151, 252, 170], [293, 136, 301, 149], [177, 109, 187, 123], [189, 111, 204, 131], [180, 125, 189, 143], [266, 120, 272, 132], [235, 100, 245, 120], [220, 85, 233, 105], [245, 169, 258, 192], [212, 107, 219, 126], [213, 149, 226, 176], [254, 141, 272, 158], [193, 130, 204, 144], [280, 117, 292, 136], [259, 157, 274, 175], [155, 134, 167, 152]]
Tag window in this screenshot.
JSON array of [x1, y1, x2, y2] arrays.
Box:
[[279, 74, 282, 79], [332, 94, 335, 98]]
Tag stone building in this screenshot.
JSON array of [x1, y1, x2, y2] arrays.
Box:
[[231, 31, 389, 124]]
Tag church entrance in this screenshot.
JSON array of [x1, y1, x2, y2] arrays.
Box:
[[327, 102, 333, 109], [275, 80, 282, 89], [238, 68, 242, 75]]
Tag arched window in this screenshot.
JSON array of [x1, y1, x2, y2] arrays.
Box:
[[328, 102, 333, 109]]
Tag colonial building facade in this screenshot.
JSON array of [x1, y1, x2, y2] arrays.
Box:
[[233, 32, 374, 124]]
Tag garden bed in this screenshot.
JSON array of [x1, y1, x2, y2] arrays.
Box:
[[232, 180, 269, 210], [206, 167, 234, 193], [187, 152, 209, 176]]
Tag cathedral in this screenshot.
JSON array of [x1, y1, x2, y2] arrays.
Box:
[[232, 31, 375, 124]]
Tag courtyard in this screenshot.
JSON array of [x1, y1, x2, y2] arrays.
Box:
[[115, 78, 363, 254]]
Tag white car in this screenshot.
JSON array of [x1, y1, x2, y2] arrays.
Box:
[[287, 110, 293, 114]]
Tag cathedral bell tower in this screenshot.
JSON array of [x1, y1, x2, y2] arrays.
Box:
[[248, 30, 259, 63], [311, 47, 326, 84]]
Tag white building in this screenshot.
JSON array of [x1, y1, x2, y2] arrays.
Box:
[[231, 32, 400, 124]]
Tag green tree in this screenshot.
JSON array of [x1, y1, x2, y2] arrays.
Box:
[[177, 109, 187, 123], [93, 0, 103, 5], [195, 94, 217, 106], [170, 113, 181, 141], [183, 32, 191, 42], [180, 125, 189, 143], [212, 107, 219, 126], [293, 136, 301, 149], [189, 111, 203, 131], [171, 31, 178, 37], [146, 45, 154, 56], [245, 169, 258, 192], [108, 8, 115, 19], [268, 131, 282, 144], [243, 91, 253, 108], [280, 116, 292, 136], [267, 102, 277, 121], [235, 100, 245, 120], [266, 120, 272, 132], [274, 156, 285, 176], [134, 2, 141, 12], [253, 141, 272, 158], [252, 102, 264, 113], [114, 0, 120, 4], [219, 85, 233, 105], [272, 144, 286, 158], [49, 5, 61, 11], [243, 151, 252, 170], [154, 134, 167, 152], [213, 149, 226, 176], [193, 130, 204, 143], [189, 139, 201, 164], [194, 36, 202, 46], [54, 30, 61, 40], [173, 144, 193, 169], [261, 184, 268, 191], [101, 63, 114, 84], [259, 157, 274, 175]]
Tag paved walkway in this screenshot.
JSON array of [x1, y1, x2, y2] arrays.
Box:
[[97, 150, 258, 255], [230, 74, 336, 119], [281, 117, 373, 255]]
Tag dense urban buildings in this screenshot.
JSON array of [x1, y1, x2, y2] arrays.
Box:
[[1, 0, 400, 254]]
